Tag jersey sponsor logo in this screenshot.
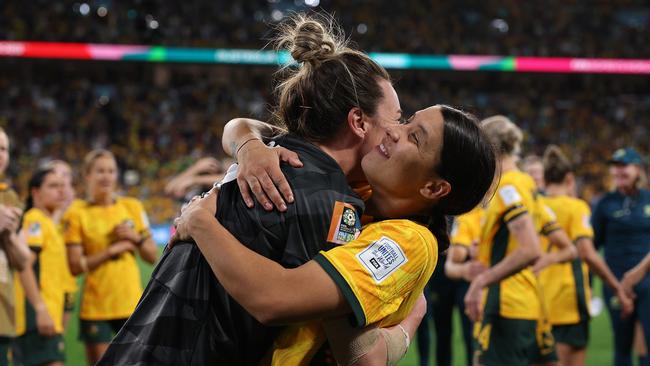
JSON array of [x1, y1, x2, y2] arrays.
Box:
[[499, 185, 522, 206], [356, 236, 408, 283], [28, 222, 42, 237], [327, 201, 361, 245]]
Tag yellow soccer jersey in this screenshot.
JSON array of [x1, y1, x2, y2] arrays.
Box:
[[539, 195, 593, 325], [451, 206, 484, 248], [59, 199, 84, 295], [479, 170, 542, 320], [15, 208, 69, 335], [269, 219, 438, 365], [0, 184, 23, 337], [62, 196, 151, 320]]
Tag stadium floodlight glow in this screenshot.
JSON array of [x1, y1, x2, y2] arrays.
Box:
[[1, 41, 650, 75]]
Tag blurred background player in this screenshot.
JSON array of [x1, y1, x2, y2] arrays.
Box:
[[62, 149, 157, 365], [164, 156, 227, 200], [592, 147, 650, 366], [44, 160, 78, 331], [536, 145, 633, 366], [0, 127, 30, 366], [418, 206, 485, 365], [464, 115, 550, 366], [522, 155, 546, 194], [13, 167, 68, 366]]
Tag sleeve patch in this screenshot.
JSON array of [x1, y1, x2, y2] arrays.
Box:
[[327, 202, 361, 245], [28, 222, 42, 237], [450, 220, 459, 237], [499, 185, 522, 206], [356, 236, 408, 283]]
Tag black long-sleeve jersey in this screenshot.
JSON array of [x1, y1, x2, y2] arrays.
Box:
[[98, 135, 364, 365]]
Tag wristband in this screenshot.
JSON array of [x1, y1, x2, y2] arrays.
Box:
[[235, 137, 261, 158]]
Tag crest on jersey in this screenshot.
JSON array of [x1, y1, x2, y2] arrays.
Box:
[[327, 202, 361, 245], [356, 236, 408, 283], [28, 222, 42, 237]]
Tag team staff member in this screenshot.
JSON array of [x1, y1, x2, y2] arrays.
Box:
[[0, 127, 30, 366], [592, 147, 650, 366], [63, 149, 157, 365], [537, 146, 633, 366], [13, 168, 68, 366], [464, 115, 548, 366]]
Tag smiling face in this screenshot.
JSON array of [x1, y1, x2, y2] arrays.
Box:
[[361, 106, 446, 216], [86, 155, 118, 199], [358, 79, 403, 156]]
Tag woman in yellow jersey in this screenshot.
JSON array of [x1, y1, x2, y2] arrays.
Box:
[[44, 160, 78, 331], [175, 105, 498, 365], [62, 150, 157, 365], [13, 167, 68, 366], [536, 145, 633, 366], [464, 115, 550, 366]]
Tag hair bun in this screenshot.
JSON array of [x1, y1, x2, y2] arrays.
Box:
[[277, 15, 339, 67]]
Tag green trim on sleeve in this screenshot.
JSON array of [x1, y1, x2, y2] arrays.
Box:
[[313, 253, 366, 327]]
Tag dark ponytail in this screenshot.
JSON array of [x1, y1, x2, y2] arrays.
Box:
[[24, 167, 55, 213], [426, 105, 498, 252]]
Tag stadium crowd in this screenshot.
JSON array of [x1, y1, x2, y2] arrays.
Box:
[[1, 63, 648, 224], [1, 0, 649, 57]]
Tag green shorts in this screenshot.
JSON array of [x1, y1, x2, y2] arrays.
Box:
[[64, 292, 76, 312], [0, 337, 11, 366], [79, 318, 127, 344], [474, 315, 556, 366], [552, 321, 589, 348], [12, 332, 65, 366]]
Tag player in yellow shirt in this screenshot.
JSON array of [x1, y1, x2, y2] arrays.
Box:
[[465, 115, 550, 366], [536, 145, 633, 366], [174, 105, 497, 365], [13, 167, 68, 366], [44, 160, 78, 331], [63, 149, 158, 365]]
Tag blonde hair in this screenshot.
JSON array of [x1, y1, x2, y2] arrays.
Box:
[[82, 149, 116, 176], [480, 115, 523, 157]]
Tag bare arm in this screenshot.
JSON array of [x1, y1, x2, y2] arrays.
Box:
[[66, 241, 136, 276], [478, 214, 541, 286], [18, 250, 56, 336], [325, 294, 426, 366], [185, 202, 349, 324], [577, 237, 621, 290], [137, 238, 158, 264], [2, 230, 30, 271], [221, 118, 301, 211], [531, 229, 578, 274], [464, 213, 541, 321]]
